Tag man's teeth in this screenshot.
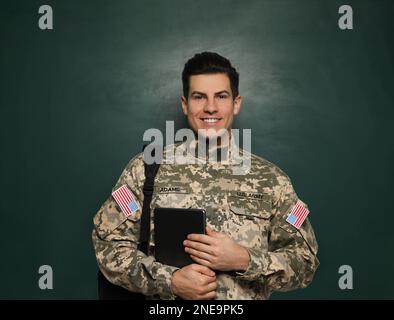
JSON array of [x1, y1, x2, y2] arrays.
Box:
[[203, 118, 219, 123]]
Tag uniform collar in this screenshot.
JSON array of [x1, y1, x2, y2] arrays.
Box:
[[164, 131, 245, 166]]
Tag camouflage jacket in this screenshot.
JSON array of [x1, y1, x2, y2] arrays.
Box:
[[92, 142, 319, 299]]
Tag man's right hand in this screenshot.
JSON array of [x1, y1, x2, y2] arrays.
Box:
[[170, 264, 217, 300]]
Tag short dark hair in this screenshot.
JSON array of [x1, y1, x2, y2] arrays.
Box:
[[182, 52, 239, 100]]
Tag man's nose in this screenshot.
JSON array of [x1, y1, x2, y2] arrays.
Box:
[[203, 97, 218, 113]]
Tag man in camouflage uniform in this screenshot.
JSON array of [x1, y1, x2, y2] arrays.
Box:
[[92, 52, 319, 300]]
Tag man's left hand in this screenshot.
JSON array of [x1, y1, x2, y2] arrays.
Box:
[[184, 227, 250, 272]]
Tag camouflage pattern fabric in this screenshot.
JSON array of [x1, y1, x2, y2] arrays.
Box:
[[92, 141, 319, 300]]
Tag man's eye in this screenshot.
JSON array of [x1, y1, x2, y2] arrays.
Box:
[[218, 95, 228, 99], [193, 95, 203, 100]]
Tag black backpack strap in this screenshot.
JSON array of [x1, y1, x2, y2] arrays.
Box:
[[139, 145, 161, 255], [97, 145, 162, 300]]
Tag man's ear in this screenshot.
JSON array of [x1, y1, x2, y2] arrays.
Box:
[[233, 95, 242, 115], [181, 96, 188, 115]]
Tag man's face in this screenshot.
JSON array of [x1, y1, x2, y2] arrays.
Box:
[[181, 73, 242, 138]]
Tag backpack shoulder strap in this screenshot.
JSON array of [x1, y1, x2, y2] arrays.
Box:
[[139, 145, 161, 254]]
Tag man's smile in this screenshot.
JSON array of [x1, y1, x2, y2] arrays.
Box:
[[200, 117, 223, 126]]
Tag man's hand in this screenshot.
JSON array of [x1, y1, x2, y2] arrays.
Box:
[[170, 264, 217, 300], [184, 227, 250, 272]]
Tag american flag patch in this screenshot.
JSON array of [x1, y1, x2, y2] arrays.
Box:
[[112, 185, 140, 217], [286, 200, 310, 230]]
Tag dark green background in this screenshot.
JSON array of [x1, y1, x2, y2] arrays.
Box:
[[1, 0, 393, 299]]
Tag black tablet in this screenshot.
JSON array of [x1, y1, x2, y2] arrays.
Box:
[[154, 207, 206, 268]]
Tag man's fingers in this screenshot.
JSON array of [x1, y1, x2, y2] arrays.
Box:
[[191, 263, 215, 277], [204, 280, 217, 292], [197, 280, 217, 296], [206, 227, 226, 239], [184, 240, 213, 255], [201, 274, 217, 285], [186, 233, 216, 245], [190, 254, 212, 268], [205, 227, 217, 236], [200, 290, 216, 300], [185, 247, 212, 261]]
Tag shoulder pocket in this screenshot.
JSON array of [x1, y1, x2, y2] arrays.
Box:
[[94, 198, 141, 239], [279, 218, 318, 255]]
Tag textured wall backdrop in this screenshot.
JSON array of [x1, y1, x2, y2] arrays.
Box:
[[0, 0, 393, 299]]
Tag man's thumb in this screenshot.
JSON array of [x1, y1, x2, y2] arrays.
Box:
[[206, 226, 217, 236]]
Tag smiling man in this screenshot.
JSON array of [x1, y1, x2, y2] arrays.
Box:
[[181, 72, 241, 137], [92, 52, 319, 300]]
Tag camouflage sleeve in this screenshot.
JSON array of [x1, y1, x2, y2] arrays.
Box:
[[236, 175, 319, 293], [92, 154, 179, 299]]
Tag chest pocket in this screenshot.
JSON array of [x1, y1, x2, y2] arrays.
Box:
[[226, 192, 273, 249], [152, 185, 194, 209], [228, 191, 273, 219]]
